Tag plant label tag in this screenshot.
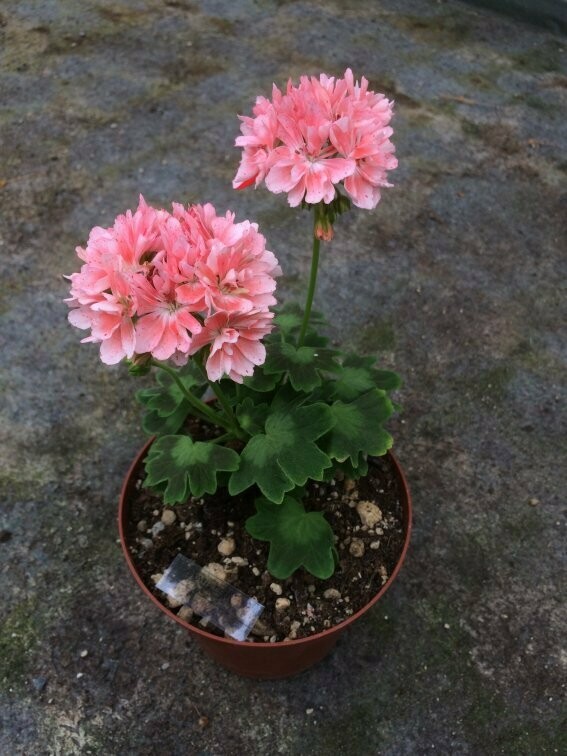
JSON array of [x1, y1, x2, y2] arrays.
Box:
[[156, 553, 264, 641]]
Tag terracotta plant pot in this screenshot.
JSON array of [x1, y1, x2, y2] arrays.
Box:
[[118, 438, 412, 679]]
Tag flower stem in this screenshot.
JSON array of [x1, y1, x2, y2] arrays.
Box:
[[210, 432, 233, 444], [298, 206, 321, 347], [207, 380, 247, 440], [151, 360, 234, 434]]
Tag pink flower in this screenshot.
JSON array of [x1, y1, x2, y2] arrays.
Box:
[[171, 202, 281, 315], [189, 310, 275, 383], [156, 214, 208, 312], [233, 69, 397, 210], [197, 223, 281, 314], [108, 195, 165, 270], [65, 195, 162, 364], [265, 148, 354, 207], [133, 271, 203, 363], [65, 196, 162, 308], [70, 272, 137, 365], [66, 199, 279, 376], [233, 95, 279, 189]]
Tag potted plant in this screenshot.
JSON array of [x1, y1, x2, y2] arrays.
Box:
[[66, 69, 412, 679]]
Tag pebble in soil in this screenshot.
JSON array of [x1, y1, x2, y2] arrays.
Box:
[[125, 455, 405, 642]]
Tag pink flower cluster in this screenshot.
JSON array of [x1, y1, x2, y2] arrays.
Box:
[[66, 197, 280, 381], [233, 69, 398, 210]]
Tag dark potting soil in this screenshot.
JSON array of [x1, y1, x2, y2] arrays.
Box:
[[124, 424, 406, 643]]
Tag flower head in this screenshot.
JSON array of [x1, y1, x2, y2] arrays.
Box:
[[189, 310, 275, 383], [66, 197, 279, 379], [233, 69, 397, 210]]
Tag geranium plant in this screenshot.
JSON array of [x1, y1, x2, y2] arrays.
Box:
[[66, 69, 400, 581]]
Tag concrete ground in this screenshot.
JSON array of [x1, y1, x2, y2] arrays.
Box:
[[1, 0, 565, 753]]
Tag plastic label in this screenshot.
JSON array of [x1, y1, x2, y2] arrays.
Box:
[[156, 554, 264, 641]]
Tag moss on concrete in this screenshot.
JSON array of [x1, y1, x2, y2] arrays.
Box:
[[0, 601, 38, 691], [310, 593, 563, 754], [392, 12, 472, 46], [512, 42, 563, 72], [355, 321, 396, 353], [470, 365, 516, 403]]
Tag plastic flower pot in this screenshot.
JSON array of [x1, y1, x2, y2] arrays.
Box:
[[118, 438, 412, 679]]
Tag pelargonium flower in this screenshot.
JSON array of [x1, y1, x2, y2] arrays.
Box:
[[66, 197, 279, 379], [196, 222, 281, 315], [233, 68, 397, 210], [133, 264, 203, 363], [68, 271, 137, 365], [188, 310, 275, 383]]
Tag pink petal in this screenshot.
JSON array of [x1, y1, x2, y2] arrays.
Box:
[[265, 162, 296, 194], [237, 338, 266, 366], [176, 309, 202, 334], [344, 172, 381, 209], [287, 179, 306, 207], [135, 312, 166, 354], [120, 319, 136, 359], [152, 322, 178, 361], [321, 157, 356, 183], [205, 350, 223, 382], [99, 330, 126, 365], [68, 308, 91, 330], [304, 167, 329, 205]]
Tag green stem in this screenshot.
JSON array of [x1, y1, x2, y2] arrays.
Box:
[[207, 380, 247, 439], [151, 360, 234, 433], [210, 432, 233, 444], [298, 206, 321, 347], [195, 349, 243, 436]]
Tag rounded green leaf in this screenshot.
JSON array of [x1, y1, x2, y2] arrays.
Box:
[[246, 496, 336, 579], [144, 435, 240, 504], [324, 390, 394, 463], [229, 403, 333, 503], [264, 342, 341, 392]]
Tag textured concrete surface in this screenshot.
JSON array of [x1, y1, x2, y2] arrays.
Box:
[[464, 0, 567, 34], [1, 1, 566, 753]]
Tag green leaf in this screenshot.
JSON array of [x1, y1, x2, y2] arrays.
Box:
[[274, 309, 303, 337], [141, 402, 191, 436], [235, 397, 269, 435], [215, 377, 239, 402], [330, 365, 379, 402], [246, 496, 336, 579], [371, 369, 403, 393], [324, 390, 394, 463], [269, 383, 309, 412], [137, 363, 208, 436], [324, 453, 369, 481], [242, 369, 279, 393], [338, 354, 402, 395], [229, 403, 334, 503], [137, 383, 185, 417], [264, 342, 341, 392], [144, 435, 240, 504], [273, 302, 327, 339], [300, 332, 330, 348], [140, 364, 206, 416]]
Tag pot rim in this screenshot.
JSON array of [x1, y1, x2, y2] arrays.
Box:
[[118, 437, 412, 649]]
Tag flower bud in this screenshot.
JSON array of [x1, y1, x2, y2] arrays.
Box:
[[128, 352, 152, 376], [314, 215, 334, 242]]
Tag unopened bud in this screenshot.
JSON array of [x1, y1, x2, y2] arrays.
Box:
[[128, 352, 152, 376], [314, 216, 334, 241]]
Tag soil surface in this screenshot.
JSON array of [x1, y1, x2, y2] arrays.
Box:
[[125, 443, 406, 642]]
